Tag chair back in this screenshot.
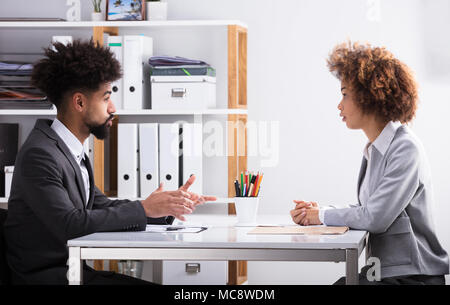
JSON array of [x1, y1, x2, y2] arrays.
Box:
[[0, 208, 10, 285]]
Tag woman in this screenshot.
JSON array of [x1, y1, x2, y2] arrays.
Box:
[[290, 41, 449, 285]]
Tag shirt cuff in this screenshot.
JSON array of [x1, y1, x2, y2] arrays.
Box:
[[319, 209, 326, 225], [318, 206, 335, 225]]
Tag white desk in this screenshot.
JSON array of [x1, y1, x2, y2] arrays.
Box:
[[67, 214, 368, 285]]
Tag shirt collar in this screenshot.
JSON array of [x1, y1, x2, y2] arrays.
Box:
[[365, 121, 402, 158], [51, 118, 86, 164]]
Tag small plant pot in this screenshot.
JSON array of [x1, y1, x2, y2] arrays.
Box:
[[91, 12, 103, 21]]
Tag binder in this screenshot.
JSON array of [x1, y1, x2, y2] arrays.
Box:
[[118, 123, 138, 198], [159, 123, 179, 191], [0, 123, 18, 197], [123, 35, 153, 110], [107, 35, 124, 109], [181, 123, 203, 194], [139, 123, 159, 197]]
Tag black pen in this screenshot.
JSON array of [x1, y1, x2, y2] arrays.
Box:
[[234, 180, 241, 197]]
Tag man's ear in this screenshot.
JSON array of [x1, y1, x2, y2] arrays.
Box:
[[72, 92, 86, 112]]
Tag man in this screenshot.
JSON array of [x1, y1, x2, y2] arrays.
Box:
[[4, 39, 215, 284]]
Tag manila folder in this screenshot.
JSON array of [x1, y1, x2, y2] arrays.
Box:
[[248, 226, 349, 235]]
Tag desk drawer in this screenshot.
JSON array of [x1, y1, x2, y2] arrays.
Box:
[[153, 260, 227, 285]]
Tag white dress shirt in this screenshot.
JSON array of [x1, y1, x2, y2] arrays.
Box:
[[51, 118, 90, 205], [319, 121, 402, 224]]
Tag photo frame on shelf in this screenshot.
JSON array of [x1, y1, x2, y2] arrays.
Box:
[[106, 0, 145, 21]]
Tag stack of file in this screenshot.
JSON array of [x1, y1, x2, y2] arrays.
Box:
[[0, 81, 52, 109], [149, 56, 216, 77], [0, 61, 33, 76]]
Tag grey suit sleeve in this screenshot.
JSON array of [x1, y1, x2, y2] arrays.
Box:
[[324, 141, 420, 234], [20, 147, 148, 243]]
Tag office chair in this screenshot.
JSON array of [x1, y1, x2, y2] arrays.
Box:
[[0, 208, 10, 285]]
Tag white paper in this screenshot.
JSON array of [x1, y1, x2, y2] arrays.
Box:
[[145, 225, 207, 233]]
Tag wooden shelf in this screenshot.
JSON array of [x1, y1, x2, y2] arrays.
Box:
[[0, 20, 248, 29], [0, 108, 247, 116]]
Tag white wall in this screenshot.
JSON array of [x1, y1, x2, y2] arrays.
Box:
[[1, 0, 449, 284]]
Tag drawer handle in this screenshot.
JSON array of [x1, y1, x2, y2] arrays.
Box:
[[172, 88, 187, 98], [185, 263, 201, 273]]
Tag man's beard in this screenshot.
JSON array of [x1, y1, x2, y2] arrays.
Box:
[[87, 114, 114, 140]]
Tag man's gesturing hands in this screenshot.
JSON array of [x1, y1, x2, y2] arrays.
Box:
[[141, 175, 217, 221]]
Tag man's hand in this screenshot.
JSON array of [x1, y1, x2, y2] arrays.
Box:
[[141, 175, 217, 221], [141, 183, 195, 221], [179, 175, 217, 206], [290, 200, 322, 226]]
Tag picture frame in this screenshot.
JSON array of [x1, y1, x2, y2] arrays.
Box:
[[106, 0, 145, 21]]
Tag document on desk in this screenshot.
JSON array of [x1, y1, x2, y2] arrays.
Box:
[[248, 225, 349, 235], [145, 225, 207, 233]]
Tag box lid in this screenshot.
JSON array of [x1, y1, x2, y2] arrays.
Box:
[[151, 75, 216, 84]]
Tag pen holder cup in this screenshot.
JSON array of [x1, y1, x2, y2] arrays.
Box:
[[234, 197, 260, 225]]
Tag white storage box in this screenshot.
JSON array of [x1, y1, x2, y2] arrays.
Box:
[[150, 76, 216, 110], [4, 166, 14, 198]]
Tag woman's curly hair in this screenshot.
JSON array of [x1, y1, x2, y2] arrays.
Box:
[[32, 39, 121, 109], [327, 41, 418, 123]]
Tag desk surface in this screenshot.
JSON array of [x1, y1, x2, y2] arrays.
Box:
[[68, 214, 367, 250]]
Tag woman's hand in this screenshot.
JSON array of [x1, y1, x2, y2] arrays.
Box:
[[290, 200, 322, 226]]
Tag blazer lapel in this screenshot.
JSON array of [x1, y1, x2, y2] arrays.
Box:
[[356, 157, 367, 204], [35, 119, 87, 206], [56, 141, 87, 205]]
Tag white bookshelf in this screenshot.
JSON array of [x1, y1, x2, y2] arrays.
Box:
[[0, 19, 249, 283], [0, 197, 234, 205], [0, 108, 247, 116], [0, 20, 248, 29]]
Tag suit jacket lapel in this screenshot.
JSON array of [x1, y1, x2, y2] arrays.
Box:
[[356, 156, 367, 205], [35, 119, 87, 206], [56, 141, 87, 205]]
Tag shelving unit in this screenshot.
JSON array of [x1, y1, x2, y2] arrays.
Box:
[[0, 19, 248, 285], [0, 20, 248, 29], [0, 108, 247, 116]]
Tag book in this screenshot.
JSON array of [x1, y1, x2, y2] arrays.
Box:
[[149, 56, 208, 66], [0, 123, 18, 197], [150, 66, 216, 76]]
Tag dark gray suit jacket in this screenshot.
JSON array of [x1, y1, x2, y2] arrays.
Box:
[[324, 125, 449, 278], [4, 119, 148, 284]]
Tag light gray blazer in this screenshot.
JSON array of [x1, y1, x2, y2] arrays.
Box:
[[324, 125, 449, 278]]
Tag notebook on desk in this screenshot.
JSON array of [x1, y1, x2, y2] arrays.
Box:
[[248, 226, 349, 235]]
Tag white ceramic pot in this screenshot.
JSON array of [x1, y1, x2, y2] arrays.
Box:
[[91, 12, 103, 21], [146, 2, 168, 20]]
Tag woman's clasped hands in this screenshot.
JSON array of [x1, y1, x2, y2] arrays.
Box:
[[290, 200, 323, 226]]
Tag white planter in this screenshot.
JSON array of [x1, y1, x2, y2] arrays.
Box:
[[91, 12, 103, 21], [146, 2, 168, 20]]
